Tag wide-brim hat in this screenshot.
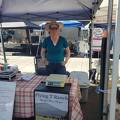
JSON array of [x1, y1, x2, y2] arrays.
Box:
[[44, 21, 64, 32]]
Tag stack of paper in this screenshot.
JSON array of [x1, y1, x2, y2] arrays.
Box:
[[21, 73, 35, 81]]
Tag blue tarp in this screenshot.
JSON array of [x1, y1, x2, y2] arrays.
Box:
[[40, 20, 84, 28], [58, 20, 84, 27]]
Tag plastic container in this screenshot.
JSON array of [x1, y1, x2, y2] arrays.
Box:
[[3, 63, 8, 71]]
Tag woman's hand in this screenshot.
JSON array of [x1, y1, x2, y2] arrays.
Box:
[[61, 61, 65, 66], [41, 58, 48, 65], [64, 47, 70, 65], [61, 60, 68, 66]]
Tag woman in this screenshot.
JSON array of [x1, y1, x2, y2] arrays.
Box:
[[41, 21, 70, 75]]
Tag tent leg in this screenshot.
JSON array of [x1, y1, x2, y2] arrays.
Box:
[[102, 0, 113, 119], [0, 23, 7, 63], [26, 28, 32, 55], [109, 0, 120, 119], [88, 21, 93, 78]]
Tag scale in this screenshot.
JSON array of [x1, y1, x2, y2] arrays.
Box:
[[45, 74, 68, 87], [0, 64, 18, 80]]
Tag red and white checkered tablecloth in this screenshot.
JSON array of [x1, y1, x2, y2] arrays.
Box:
[[13, 74, 83, 120]]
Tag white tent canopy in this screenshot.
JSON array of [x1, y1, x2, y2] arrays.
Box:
[[2, 22, 28, 28], [0, 0, 103, 22], [1, 21, 40, 29]]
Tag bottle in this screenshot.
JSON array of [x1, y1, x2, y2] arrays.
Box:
[[0, 64, 3, 71], [4, 63, 8, 71]]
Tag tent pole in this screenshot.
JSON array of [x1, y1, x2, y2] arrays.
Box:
[[28, 29, 32, 55], [109, 0, 120, 119], [88, 21, 93, 71], [26, 28, 32, 55], [0, 23, 7, 63], [89, 1, 97, 75], [102, 0, 113, 119]]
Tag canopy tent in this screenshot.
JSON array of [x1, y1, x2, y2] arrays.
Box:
[[0, 1, 119, 120], [0, 0, 105, 118], [0, 0, 103, 22], [1, 21, 40, 29]]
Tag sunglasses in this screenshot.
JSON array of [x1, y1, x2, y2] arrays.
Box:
[[50, 27, 58, 30]]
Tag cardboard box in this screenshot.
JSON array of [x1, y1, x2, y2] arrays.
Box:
[[34, 82, 71, 120]]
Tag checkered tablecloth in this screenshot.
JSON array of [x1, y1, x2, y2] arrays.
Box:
[[13, 74, 83, 120]]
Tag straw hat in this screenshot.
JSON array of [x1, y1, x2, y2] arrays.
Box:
[[45, 21, 64, 32]]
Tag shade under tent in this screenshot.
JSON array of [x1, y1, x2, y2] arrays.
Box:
[[3, 1, 120, 120]]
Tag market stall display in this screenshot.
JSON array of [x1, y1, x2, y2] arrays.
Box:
[[13, 74, 83, 120], [35, 82, 71, 119]]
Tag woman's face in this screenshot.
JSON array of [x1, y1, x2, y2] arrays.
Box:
[[49, 24, 59, 35]]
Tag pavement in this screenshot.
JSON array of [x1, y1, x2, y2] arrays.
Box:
[[0, 56, 35, 73], [0, 55, 90, 73], [1, 55, 120, 79]]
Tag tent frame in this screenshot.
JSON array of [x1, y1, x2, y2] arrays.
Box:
[[109, 0, 120, 120]]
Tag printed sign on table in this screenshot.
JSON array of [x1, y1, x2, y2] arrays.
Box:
[[0, 81, 16, 120], [35, 91, 68, 119]]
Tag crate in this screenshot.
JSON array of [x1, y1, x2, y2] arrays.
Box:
[[80, 87, 89, 103]]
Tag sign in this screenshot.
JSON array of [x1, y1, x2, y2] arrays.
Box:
[[0, 81, 16, 120], [92, 28, 103, 51], [35, 92, 68, 119], [34, 83, 70, 119], [93, 28, 103, 40]]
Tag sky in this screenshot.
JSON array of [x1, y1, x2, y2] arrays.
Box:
[[100, 0, 117, 7], [94, 0, 117, 23]]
